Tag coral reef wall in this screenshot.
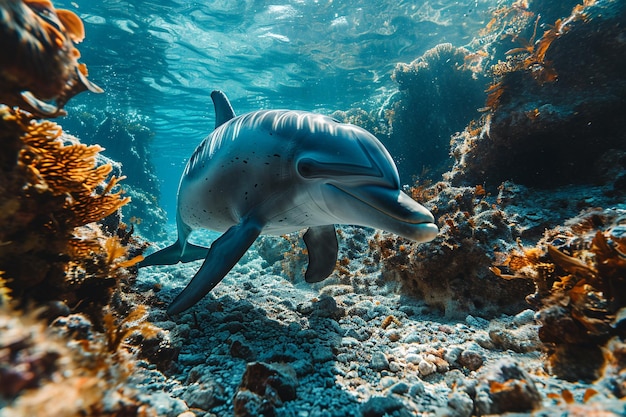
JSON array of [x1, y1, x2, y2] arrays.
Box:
[[448, 0, 626, 189], [0, 109, 134, 317], [0, 2, 175, 415], [363, 0, 626, 382], [387, 43, 487, 181], [354, 0, 626, 322]]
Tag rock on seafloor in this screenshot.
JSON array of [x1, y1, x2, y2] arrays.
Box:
[[233, 362, 298, 417]]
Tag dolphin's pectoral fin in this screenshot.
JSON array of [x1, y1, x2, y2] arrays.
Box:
[[303, 225, 338, 283], [167, 217, 263, 315], [139, 240, 184, 267], [180, 242, 210, 263]]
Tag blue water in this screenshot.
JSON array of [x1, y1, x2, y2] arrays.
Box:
[[56, 0, 493, 221]]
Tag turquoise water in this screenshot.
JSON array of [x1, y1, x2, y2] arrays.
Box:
[[56, 0, 492, 220]]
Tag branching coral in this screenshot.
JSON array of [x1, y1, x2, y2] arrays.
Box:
[[492, 208, 626, 381], [0, 108, 140, 318]]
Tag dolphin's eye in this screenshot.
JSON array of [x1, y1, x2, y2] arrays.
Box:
[[298, 159, 315, 178]]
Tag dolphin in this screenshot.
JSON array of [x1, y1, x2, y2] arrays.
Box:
[[140, 91, 438, 315]]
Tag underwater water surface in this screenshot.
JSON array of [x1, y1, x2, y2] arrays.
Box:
[[55, 0, 492, 220]]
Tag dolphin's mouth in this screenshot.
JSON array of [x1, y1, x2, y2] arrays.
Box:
[[327, 183, 438, 242], [330, 184, 435, 225]]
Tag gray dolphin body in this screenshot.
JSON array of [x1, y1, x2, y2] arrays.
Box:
[[140, 91, 438, 315]]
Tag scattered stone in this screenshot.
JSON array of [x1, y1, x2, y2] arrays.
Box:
[[465, 315, 490, 329], [311, 346, 334, 363], [345, 327, 371, 342], [181, 380, 225, 410], [474, 359, 542, 415], [347, 304, 370, 317], [446, 390, 474, 417], [178, 352, 205, 367], [370, 352, 390, 371], [403, 332, 423, 344], [418, 359, 437, 376], [512, 309, 536, 326], [230, 339, 256, 361], [291, 358, 314, 377], [444, 346, 462, 364], [234, 361, 298, 417], [389, 382, 410, 395], [311, 295, 345, 319], [360, 396, 406, 417], [233, 389, 273, 417], [408, 381, 426, 397], [296, 302, 315, 315], [388, 361, 402, 372], [458, 349, 483, 371], [489, 326, 540, 353], [405, 353, 422, 365], [380, 376, 396, 388], [385, 329, 402, 342], [424, 353, 449, 373]]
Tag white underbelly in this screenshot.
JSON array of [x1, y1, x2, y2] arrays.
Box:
[[178, 177, 338, 235]]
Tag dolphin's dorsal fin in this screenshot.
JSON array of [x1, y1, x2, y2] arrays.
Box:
[[211, 90, 236, 129]]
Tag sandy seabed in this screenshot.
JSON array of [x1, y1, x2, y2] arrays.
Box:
[[129, 226, 626, 417]]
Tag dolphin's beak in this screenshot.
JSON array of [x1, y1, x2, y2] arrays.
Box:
[[329, 184, 438, 242]]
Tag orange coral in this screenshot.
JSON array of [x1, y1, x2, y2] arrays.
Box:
[[5, 108, 130, 229], [0, 0, 102, 116], [0, 107, 140, 318], [493, 209, 626, 380], [481, 0, 598, 111]]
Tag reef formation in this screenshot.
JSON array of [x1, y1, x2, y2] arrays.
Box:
[[359, 0, 626, 398], [0, 1, 175, 415]]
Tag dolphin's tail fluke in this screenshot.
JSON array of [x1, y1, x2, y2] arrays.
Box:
[[139, 240, 183, 267], [139, 240, 210, 267]]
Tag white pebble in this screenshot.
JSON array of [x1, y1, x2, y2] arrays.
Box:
[[418, 359, 437, 376]]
